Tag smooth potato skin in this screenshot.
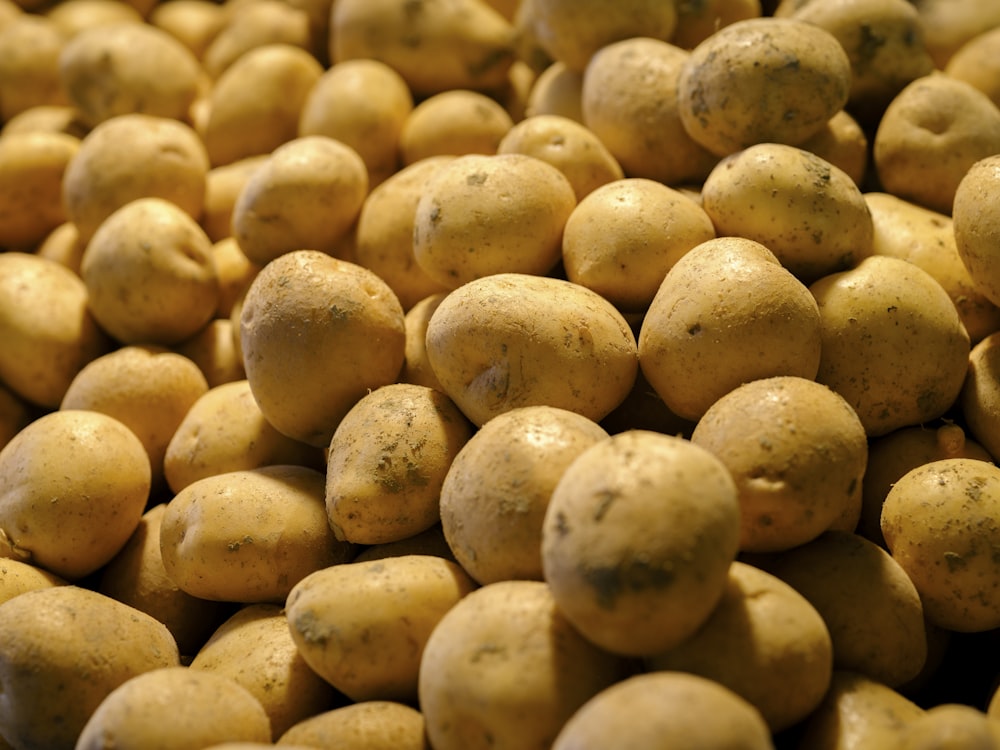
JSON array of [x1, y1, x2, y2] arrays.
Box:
[[954, 154, 1000, 308]]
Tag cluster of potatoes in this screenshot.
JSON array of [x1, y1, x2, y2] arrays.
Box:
[[5, 0, 1000, 747]]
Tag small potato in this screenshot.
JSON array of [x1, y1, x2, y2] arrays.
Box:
[[954, 154, 1000, 308], [399, 90, 514, 166], [524, 61, 583, 122], [62, 113, 210, 244], [881, 457, 1000, 632], [912, 0, 1000, 69], [638, 238, 822, 421], [962, 332, 1000, 462], [160, 465, 355, 603], [81, 197, 219, 346], [202, 0, 313, 78], [581, 37, 719, 186], [174, 318, 248, 388], [0, 251, 110, 409], [57, 21, 202, 127], [0, 384, 31, 455], [278, 701, 429, 750], [0, 558, 64, 606], [873, 73, 1000, 215], [60, 346, 209, 488], [201, 155, 268, 243], [352, 524, 457, 564], [0, 586, 179, 750], [542, 430, 740, 656], [497, 114, 623, 202], [645, 561, 833, 733], [149, 0, 227, 60], [239, 250, 406, 447], [425, 273, 638, 426], [440, 405, 609, 584], [325, 384, 474, 545], [945, 27, 1000, 109], [231, 135, 368, 265], [201, 43, 323, 167], [898, 703, 1000, 750], [285, 555, 477, 703], [412, 154, 576, 288], [45, 0, 144, 36], [418, 580, 628, 750], [75, 666, 272, 750], [690, 377, 868, 553], [399, 292, 448, 391], [700, 142, 874, 284], [671, 0, 762, 49], [353, 157, 454, 311], [0, 409, 150, 580], [0, 104, 89, 139], [0, 130, 78, 249], [798, 109, 869, 187], [677, 17, 852, 156], [552, 671, 773, 750], [299, 59, 413, 186], [163, 379, 324, 494], [0, 15, 69, 122], [34, 220, 85, 273], [209, 237, 260, 318], [810, 255, 971, 437], [191, 603, 342, 739]]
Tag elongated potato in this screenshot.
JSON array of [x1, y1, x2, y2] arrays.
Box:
[[278, 701, 429, 750]]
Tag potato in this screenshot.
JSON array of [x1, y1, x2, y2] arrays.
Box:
[[873, 73, 1000, 215], [34, 221, 85, 275], [325, 383, 473, 545], [174, 318, 247, 388], [945, 27, 1000, 109], [0, 104, 88, 139], [277, 701, 429, 750], [352, 523, 457, 564], [691, 376, 867, 552], [330, 0, 516, 97], [881, 457, 1000, 632], [911, 0, 1000, 69], [552, 671, 773, 750], [80, 197, 219, 346], [45, 0, 144, 36], [867, 191, 1000, 344], [231, 135, 368, 265], [98, 504, 233, 659], [0, 130, 78, 249], [163, 379, 324, 494], [412, 154, 576, 288], [285, 554, 477, 703], [0, 15, 68, 122], [0, 251, 110, 409], [60, 345, 209, 488], [0, 384, 31, 456], [0, 409, 150, 580], [57, 21, 202, 127], [638, 238, 823, 421], [424, 273, 638, 426], [0, 558, 64, 606], [524, 61, 583, 122], [0, 586, 179, 750], [677, 17, 852, 157], [62, 113, 209, 244], [299, 59, 413, 187], [440, 405, 609, 584], [810, 255, 971, 437], [202, 0, 313, 78], [954, 154, 1000, 308], [399, 292, 448, 391], [580, 37, 719, 186], [898, 703, 1000, 750], [751, 530, 927, 688], [700, 142, 874, 284], [75, 666, 272, 749], [149, 0, 227, 60], [200, 155, 268, 243], [542, 430, 740, 656], [353, 157, 454, 311], [418, 579, 628, 750], [160, 465, 355, 603], [962, 332, 1000, 462], [798, 109, 869, 187], [200, 43, 323, 167], [398, 89, 513, 166], [209, 237, 260, 317], [671, 0, 762, 49], [191, 603, 342, 739], [239, 250, 406, 447]]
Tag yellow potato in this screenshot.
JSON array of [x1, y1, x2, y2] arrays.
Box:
[[954, 154, 1000, 308], [200, 155, 268, 243], [524, 61, 583, 122], [173, 318, 248, 389], [671, 0, 762, 49], [148, 0, 227, 60], [239, 250, 406, 447], [45, 0, 144, 36], [277, 701, 429, 750], [0, 585, 180, 750], [911, 0, 1000, 69], [286, 554, 477, 703], [0, 251, 110, 409], [202, 0, 313, 78], [962, 331, 1000, 462], [638, 238, 823, 421], [799, 109, 869, 187], [399, 292, 448, 391], [0, 103, 88, 138], [160, 465, 355, 603], [677, 17, 852, 156], [0, 409, 150, 580], [352, 523, 457, 564], [209, 236, 260, 318], [399, 90, 514, 166], [412, 154, 576, 288], [34, 220, 85, 273], [418, 579, 628, 750], [440, 405, 609, 584], [945, 27, 1000, 109], [0, 15, 69, 122], [424, 273, 638, 426], [0, 558, 64, 606], [690, 376, 868, 553], [898, 704, 1000, 750]]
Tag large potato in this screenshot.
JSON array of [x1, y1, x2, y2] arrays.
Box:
[[424, 273, 638, 426]]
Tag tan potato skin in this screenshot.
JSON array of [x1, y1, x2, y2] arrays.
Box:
[[278, 701, 429, 750], [954, 154, 1000, 308]]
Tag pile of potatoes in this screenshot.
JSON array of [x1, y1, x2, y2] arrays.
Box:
[[4, 0, 1000, 747]]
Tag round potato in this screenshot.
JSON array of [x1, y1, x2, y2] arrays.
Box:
[[278, 701, 429, 750], [200, 155, 268, 243], [285, 554, 477, 703], [0, 409, 150, 580], [638, 237, 823, 421], [0, 15, 69, 122], [945, 27, 1000, 109], [412, 153, 576, 289], [0, 558, 64, 607], [148, 0, 227, 60], [0, 586, 179, 750], [424, 273, 638, 426], [677, 17, 852, 156], [954, 154, 1000, 308], [399, 89, 514, 166], [174, 318, 248, 389], [799, 109, 869, 187], [690, 376, 868, 553], [240, 250, 406, 447], [159, 465, 355, 603], [201, 0, 313, 78], [399, 292, 448, 391], [524, 61, 583, 122]]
